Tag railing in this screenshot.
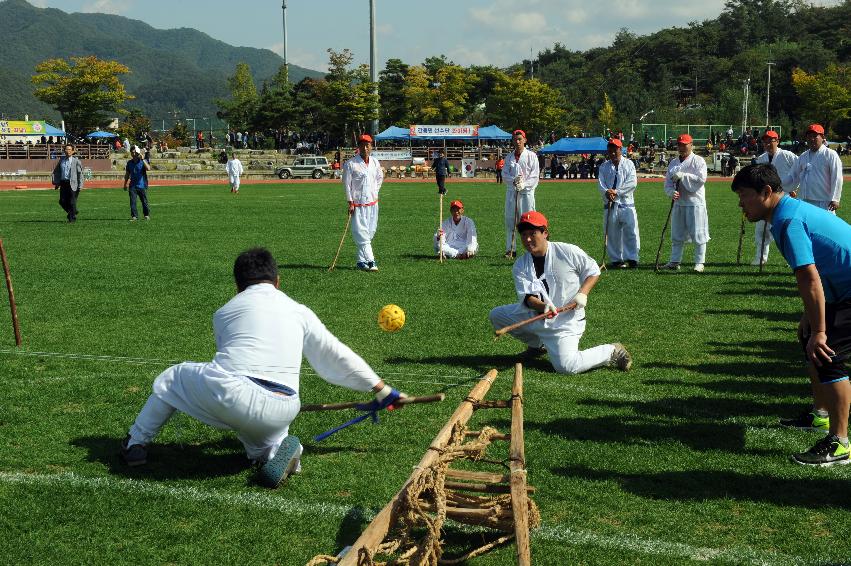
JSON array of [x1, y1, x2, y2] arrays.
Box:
[[0, 143, 111, 160]]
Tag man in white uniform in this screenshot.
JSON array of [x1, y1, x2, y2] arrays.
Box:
[[434, 199, 478, 259], [752, 130, 799, 265], [792, 123, 843, 213], [501, 129, 539, 258], [343, 134, 384, 271], [661, 134, 710, 272], [122, 248, 405, 487], [489, 211, 632, 375], [225, 152, 244, 194], [597, 138, 640, 268]]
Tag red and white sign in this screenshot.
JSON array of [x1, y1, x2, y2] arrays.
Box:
[[409, 125, 479, 138]]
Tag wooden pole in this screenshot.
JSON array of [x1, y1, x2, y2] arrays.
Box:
[[0, 239, 21, 347], [438, 193, 445, 263], [494, 302, 577, 338], [300, 393, 444, 412], [328, 211, 352, 272], [337, 369, 499, 566], [509, 363, 531, 565]]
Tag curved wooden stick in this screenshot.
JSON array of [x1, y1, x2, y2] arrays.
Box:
[[301, 393, 445, 412], [0, 239, 21, 347], [493, 302, 577, 339], [328, 211, 352, 272]]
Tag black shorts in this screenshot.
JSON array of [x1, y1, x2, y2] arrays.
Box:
[[799, 300, 851, 383]]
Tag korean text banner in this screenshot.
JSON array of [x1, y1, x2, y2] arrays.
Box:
[[0, 121, 48, 135], [409, 125, 479, 138]]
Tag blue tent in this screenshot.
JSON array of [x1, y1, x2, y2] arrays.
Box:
[[374, 126, 411, 141], [86, 130, 118, 138], [375, 124, 512, 142], [539, 137, 616, 155], [477, 125, 512, 140], [42, 122, 65, 136]]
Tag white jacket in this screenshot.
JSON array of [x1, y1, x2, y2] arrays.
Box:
[[502, 148, 540, 193], [793, 143, 843, 203], [434, 216, 478, 253], [665, 153, 707, 207], [343, 154, 384, 204], [597, 158, 637, 206], [755, 149, 798, 192]]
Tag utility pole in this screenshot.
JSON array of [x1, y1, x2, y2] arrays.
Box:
[[765, 61, 775, 128], [281, 1, 288, 73], [370, 0, 378, 135], [742, 78, 750, 135]]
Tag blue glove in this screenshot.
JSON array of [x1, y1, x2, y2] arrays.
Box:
[[355, 387, 402, 413]]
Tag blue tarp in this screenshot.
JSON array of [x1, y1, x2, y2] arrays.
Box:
[[43, 122, 65, 136], [476, 125, 512, 140], [539, 137, 615, 155], [374, 125, 512, 141], [374, 126, 411, 141], [86, 130, 118, 138]]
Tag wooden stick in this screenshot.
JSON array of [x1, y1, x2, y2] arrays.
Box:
[[300, 393, 444, 412], [444, 480, 536, 494], [736, 211, 746, 265], [0, 239, 21, 347], [328, 211, 352, 272], [654, 198, 676, 271], [338, 369, 499, 566], [758, 219, 768, 273], [600, 199, 613, 270], [510, 188, 520, 256], [493, 302, 577, 339], [464, 430, 510, 440], [509, 363, 531, 565], [445, 469, 507, 483], [438, 192, 444, 263]]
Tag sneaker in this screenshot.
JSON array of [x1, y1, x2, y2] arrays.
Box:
[[256, 436, 302, 488], [610, 343, 633, 371], [130, 217, 138, 222], [524, 345, 547, 358], [608, 261, 626, 269], [791, 434, 850, 467], [626, 260, 638, 268], [504, 251, 516, 259], [121, 435, 147, 467], [661, 261, 680, 270], [779, 411, 830, 432], [356, 262, 369, 271], [367, 261, 379, 272], [693, 263, 705, 273], [144, 215, 150, 220]]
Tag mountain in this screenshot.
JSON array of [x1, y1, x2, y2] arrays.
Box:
[[0, 0, 324, 123]]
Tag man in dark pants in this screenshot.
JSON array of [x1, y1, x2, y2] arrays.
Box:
[[52, 144, 84, 223], [432, 149, 450, 195], [123, 145, 151, 221]]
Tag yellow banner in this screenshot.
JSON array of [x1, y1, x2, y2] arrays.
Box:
[[0, 121, 49, 135]]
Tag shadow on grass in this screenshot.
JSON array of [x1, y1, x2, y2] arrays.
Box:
[[719, 287, 800, 299], [641, 377, 809, 399], [642, 360, 800, 378], [703, 308, 799, 323], [553, 464, 851, 510], [385, 353, 552, 376], [9, 218, 130, 223], [278, 263, 330, 271], [703, 339, 801, 362], [576, 395, 805, 421]]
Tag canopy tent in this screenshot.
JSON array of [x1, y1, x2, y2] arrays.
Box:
[[86, 130, 118, 138], [374, 126, 411, 141], [539, 137, 618, 155], [374, 125, 512, 142], [476, 125, 512, 140], [43, 122, 66, 137]]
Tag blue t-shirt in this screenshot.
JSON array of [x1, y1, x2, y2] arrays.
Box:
[[770, 195, 851, 304], [125, 158, 148, 189]]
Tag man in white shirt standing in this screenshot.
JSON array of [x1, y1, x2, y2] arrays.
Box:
[[752, 130, 799, 265], [597, 138, 640, 268], [225, 152, 244, 194], [434, 199, 478, 259], [122, 248, 406, 487], [343, 134, 384, 271], [501, 129, 539, 258], [793, 123, 843, 213], [661, 133, 710, 272]]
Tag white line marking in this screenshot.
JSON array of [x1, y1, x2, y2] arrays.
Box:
[[0, 471, 811, 565]]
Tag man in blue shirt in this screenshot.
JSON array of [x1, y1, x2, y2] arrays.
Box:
[[123, 145, 151, 221], [51, 144, 84, 223], [732, 164, 851, 466]]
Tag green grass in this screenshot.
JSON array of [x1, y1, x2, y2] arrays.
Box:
[[0, 179, 849, 565]]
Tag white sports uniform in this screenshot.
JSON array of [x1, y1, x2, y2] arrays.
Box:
[[664, 153, 709, 265], [489, 242, 616, 374], [752, 148, 798, 263], [434, 216, 478, 258], [792, 142, 843, 212], [128, 283, 380, 462], [597, 157, 640, 264], [502, 149, 539, 253], [343, 154, 384, 265], [226, 158, 244, 192]]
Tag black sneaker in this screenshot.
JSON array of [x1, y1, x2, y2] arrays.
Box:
[[608, 261, 626, 269], [523, 345, 547, 358], [121, 435, 147, 467], [626, 260, 638, 268], [791, 434, 850, 467], [779, 411, 829, 432]]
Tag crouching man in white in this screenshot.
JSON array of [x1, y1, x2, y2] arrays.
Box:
[[434, 199, 478, 259], [489, 211, 632, 374], [122, 247, 406, 488]]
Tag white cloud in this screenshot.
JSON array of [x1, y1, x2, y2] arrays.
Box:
[[268, 42, 327, 73], [29, 0, 49, 7], [81, 0, 129, 15]]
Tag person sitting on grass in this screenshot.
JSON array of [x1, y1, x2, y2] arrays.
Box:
[[732, 164, 851, 467], [488, 211, 632, 375], [121, 247, 407, 487], [434, 199, 478, 259]]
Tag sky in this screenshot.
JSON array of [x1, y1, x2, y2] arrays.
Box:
[[27, 0, 844, 72]]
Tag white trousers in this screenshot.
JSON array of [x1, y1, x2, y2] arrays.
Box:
[[489, 304, 614, 375], [229, 175, 241, 191], [434, 238, 477, 258], [351, 204, 379, 263], [753, 220, 771, 263], [669, 205, 709, 263], [504, 189, 535, 252], [603, 204, 640, 262], [128, 362, 301, 461]]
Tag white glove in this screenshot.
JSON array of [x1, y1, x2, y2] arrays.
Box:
[[573, 292, 588, 309], [543, 301, 559, 319], [672, 171, 684, 182], [513, 175, 523, 190]]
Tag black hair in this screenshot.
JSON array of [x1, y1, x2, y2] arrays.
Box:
[[233, 247, 278, 291], [731, 163, 782, 194]]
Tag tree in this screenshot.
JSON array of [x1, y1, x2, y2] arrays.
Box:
[[254, 65, 293, 131], [116, 109, 151, 144], [379, 58, 409, 126], [320, 49, 378, 143], [485, 73, 566, 141], [216, 62, 258, 131], [31, 55, 132, 135], [598, 93, 616, 133], [791, 64, 851, 134]]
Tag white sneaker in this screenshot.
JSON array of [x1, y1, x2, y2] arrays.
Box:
[[694, 263, 705, 273], [750, 258, 766, 266]]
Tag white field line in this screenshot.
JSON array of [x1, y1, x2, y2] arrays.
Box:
[[0, 471, 810, 565]]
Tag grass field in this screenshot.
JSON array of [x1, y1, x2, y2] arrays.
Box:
[[0, 178, 850, 565]]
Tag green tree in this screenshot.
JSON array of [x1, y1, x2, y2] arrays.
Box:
[[791, 64, 851, 134], [485, 73, 566, 141], [31, 55, 133, 135], [216, 62, 258, 131], [598, 93, 616, 133], [402, 64, 475, 124], [254, 65, 293, 131], [402, 65, 440, 123], [379, 58, 409, 126], [320, 49, 378, 142], [116, 108, 151, 144]]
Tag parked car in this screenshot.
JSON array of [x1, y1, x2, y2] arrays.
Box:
[[276, 156, 330, 179]]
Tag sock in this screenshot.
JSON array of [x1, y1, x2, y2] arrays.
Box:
[[814, 408, 829, 418], [837, 437, 849, 447]]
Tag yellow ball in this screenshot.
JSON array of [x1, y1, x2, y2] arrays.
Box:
[[378, 304, 405, 332]]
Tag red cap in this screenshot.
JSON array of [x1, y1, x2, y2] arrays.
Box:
[[806, 124, 825, 135], [517, 210, 548, 231], [513, 129, 526, 139], [357, 134, 373, 144], [762, 130, 779, 140], [607, 138, 623, 148], [677, 133, 693, 144], [449, 199, 463, 210]]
